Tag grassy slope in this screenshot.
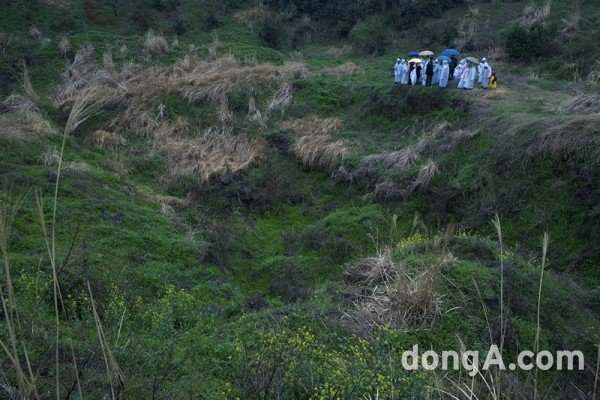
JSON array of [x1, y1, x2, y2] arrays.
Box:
[[1, 0, 599, 398]]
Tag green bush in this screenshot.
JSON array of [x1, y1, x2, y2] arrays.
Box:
[[349, 15, 389, 55], [257, 17, 289, 49], [505, 22, 556, 61]]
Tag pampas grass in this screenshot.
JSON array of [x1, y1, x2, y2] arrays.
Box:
[[89, 130, 127, 149], [344, 246, 442, 330], [279, 115, 341, 137], [553, 93, 600, 114], [1, 94, 40, 114], [291, 134, 349, 172], [321, 62, 364, 76], [0, 112, 54, 141], [144, 30, 169, 56], [160, 128, 268, 184]]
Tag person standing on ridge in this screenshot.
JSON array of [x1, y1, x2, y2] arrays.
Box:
[[479, 57, 492, 89], [425, 57, 434, 86], [449, 55, 458, 80], [439, 60, 450, 88]]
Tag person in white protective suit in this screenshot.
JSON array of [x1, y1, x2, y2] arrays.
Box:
[[401, 59, 409, 84], [457, 60, 468, 89], [439, 60, 450, 88], [454, 59, 466, 84], [394, 59, 402, 83], [479, 57, 492, 89], [464, 63, 476, 89], [432, 59, 441, 85]]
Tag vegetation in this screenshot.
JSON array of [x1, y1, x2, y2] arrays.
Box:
[[0, 0, 598, 399]]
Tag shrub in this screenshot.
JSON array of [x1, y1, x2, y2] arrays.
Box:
[[505, 22, 556, 61], [349, 15, 389, 55], [257, 17, 288, 49]]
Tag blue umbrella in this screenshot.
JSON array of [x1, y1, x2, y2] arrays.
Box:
[[437, 55, 451, 63], [441, 49, 460, 57], [408, 50, 420, 57]]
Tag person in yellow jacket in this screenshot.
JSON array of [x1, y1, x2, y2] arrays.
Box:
[[489, 72, 498, 89]]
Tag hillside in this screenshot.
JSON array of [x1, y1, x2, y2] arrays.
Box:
[[0, 0, 599, 399]]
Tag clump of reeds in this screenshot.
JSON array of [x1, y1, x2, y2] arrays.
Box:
[[553, 93, 600, 114], [281, 61, 309, 79], [411, 160, 439, 191], [453, 7, 480, 51], [279, 115, 342, 137], [0, 111, 55, 141], [344, 246, 442, 330], [159, 127, 268, 184], [326, 45, 353, 58], [89, 130, 127, 149], [58, 37, 70, 56], [321, 62, 364, 76], [291, 134, 349, 172], [519, 1, 551, 29], [144, 30, 169, 56], [233, 4, 271, 31], [267, 83, 293, 114], [1, 94, 40, 114]]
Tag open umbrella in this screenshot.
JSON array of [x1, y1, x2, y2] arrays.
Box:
[[441, 49, 459, 57], [408, 58, 422, 64], [419, 50, 434, 57], [408, 50, 420, 57], [466, 56, 479, 64], [437, 55, 451, 63]]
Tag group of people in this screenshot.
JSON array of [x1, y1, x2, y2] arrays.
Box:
[[394, 55, 494, 90]]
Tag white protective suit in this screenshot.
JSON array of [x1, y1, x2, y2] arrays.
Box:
[[465, 64, 476, 89], [479, 58, 492, 88], [400, 60, 409, 84], [457, 61, 469, 89], [454, 59, 466, 83], [421, 60, 427, 85], [410, 65, 417, 85], [432, 60, 440, 85], [439, 60, 450, 88], [394, 59, 402, 83]]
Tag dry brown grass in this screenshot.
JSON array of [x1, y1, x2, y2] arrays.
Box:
[[326, 45, 353, 58], [282, 115, 349, 172], [279, 115, 342, 137], [144, 30, 169, 56], [247, 97, 266, 128], [553, 93, 600, 114], [1, 94, 40, 114], [321, 62, 364, 76], [58, 37, 70, 56], [534, 114, 600, 162], [208, 34, 222, 61], [355, 146, 419, 179], [344, 247, 442, 330], [412, 160, 439, 190], [454, 7, 480, 51], [267, 82, 293, 114], [0, 112, 54, 142], [89, 130, 127, 149], [519, 2, 551, 29], [159, 128, 268, 184], [233, 4, 271, 30], [280, 61, 309, 79], [172, 57, 282, 104], [139, 186, 189, 207], [292, 135, 349, 172]]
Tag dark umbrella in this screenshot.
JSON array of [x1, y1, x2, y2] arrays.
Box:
[[408, 50, 420, 57], [441, 49, 460, 57]]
